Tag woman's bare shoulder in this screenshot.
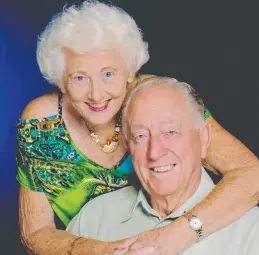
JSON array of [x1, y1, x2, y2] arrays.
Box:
[[21, 92, 59, 119]]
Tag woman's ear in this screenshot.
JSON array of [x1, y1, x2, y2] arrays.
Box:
[[59, 74, 68, 94], [126, 73, 136, 94], [127, 73, 135, 84], [200, 122, 212, 159], [58, 84, 66, 93]]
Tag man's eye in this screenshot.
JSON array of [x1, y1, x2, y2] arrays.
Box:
[[135, 134, 148, 142], [164, 130, 176, 137]]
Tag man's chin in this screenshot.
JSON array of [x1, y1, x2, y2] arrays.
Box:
[[148, 184, 177, 198], [151, 189, 176, 198]]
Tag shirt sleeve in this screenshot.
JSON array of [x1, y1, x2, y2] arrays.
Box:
[[66, 210, 82, 236], [243, 219, 259, 255], [66, 197, 103, 238]]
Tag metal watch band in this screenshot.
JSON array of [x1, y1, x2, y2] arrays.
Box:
[[196, 228, 203, 242], [183, 211, 204, 242]]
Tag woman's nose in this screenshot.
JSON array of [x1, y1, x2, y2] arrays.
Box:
[[88, 78, 104, 102]]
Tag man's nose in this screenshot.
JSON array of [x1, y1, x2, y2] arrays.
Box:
[[88, 77, 103, 102], [147, 135, 167, 161]]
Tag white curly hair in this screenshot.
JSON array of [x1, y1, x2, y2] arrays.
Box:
[[37, 0, 149, 86]]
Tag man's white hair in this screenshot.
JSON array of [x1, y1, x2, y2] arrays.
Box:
[[37, 0, 149, 86], [122, 76, 205, 140]]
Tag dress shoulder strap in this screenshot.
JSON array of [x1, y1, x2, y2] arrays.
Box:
[[58, 92, 63, 119]]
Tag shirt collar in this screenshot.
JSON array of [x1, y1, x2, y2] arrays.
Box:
[[121, 167, 215, 223]]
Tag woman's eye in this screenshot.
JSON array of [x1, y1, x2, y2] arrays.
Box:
[[72, 75, 90, 86], [104, 71, 113, 78], [74, 76, 85, 81]]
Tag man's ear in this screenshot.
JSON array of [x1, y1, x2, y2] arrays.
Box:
[[200, 122, 212, 159]]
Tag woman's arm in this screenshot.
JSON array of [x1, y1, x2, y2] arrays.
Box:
[[19, 187, 120, 255], [193, 116, 259, 233], [18, 95, 120, 255]]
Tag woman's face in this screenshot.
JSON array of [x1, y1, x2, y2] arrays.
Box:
[[63, 48, 134, 126]]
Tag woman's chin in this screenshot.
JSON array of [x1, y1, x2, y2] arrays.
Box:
[[84, 112, 117, 127], [73, 100, 121, 127]]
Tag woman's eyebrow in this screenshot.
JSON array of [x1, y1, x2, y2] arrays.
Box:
[[68, 70, 87, 76]]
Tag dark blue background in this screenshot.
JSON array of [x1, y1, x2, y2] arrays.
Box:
[[1, 1, 258, 254]]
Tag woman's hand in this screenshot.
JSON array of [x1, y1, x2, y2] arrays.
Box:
[[120, 228, 171, 254], [106, 236, 167, 255], [112, 217, 194, 255], [106, 246, 164, 255]]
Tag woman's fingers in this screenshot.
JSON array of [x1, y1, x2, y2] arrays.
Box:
[[116, 236, 138, 249]]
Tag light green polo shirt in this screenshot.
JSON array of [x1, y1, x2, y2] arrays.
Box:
[[67, 168, 259, 255]]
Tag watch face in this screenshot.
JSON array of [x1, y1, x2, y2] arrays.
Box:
[[190, 216, 202, 230]]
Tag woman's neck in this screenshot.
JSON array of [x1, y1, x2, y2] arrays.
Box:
[[90, 119, 116, 134]]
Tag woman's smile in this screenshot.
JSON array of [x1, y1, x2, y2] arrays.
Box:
[[87, 101, 109, 112]]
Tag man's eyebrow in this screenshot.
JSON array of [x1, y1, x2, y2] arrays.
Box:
[[130, 120, 181, 128], [160, 120, 178, 124], [160, 120, 182, 129], [162, 117, 183, 123]]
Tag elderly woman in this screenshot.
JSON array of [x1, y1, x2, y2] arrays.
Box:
[[17, 1, 259, 255]]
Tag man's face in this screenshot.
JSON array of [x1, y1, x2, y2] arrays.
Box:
[[127, 85, 210, 198]]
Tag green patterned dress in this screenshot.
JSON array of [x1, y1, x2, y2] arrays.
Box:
[[16, 94, 135, 226], [16, 93, 212, 227]]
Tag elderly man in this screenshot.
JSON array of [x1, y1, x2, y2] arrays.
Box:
[[67, 77, 259, 255]]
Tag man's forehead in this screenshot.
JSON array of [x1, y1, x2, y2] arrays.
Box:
[[129, 119, 183, 130], [128, 98, 188, 122], [126, 85, 192, 125], [131, 86, 185, 109]]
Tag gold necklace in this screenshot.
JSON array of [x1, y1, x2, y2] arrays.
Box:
[[85, 114, 121, 153]]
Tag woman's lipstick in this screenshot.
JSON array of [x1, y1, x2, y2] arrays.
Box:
[[88, 102, 109, 112]]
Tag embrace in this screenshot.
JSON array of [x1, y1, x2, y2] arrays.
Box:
[[17, 1, 259, 254]]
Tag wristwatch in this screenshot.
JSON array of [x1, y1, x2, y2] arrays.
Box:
[[183, 211, 203, 242]]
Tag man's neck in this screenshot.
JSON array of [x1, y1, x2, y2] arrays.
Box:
[[150, 169, 201, 218]]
